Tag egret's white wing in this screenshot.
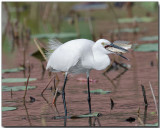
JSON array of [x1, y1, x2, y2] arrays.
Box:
[[108, 40, 132, 53], [46, 39, 94, 72], [69, 60, 90, 74], [46, 39, 63, 59]]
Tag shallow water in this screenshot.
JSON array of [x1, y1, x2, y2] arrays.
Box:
[[2, 2, 158, 126], [2, 47, 158, 126]]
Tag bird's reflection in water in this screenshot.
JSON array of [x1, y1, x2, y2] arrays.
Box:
[[64, 117, 67, 126], [143, 105, 148, 124], [89, 117, 92, 126], [92, 117, 101, 126]]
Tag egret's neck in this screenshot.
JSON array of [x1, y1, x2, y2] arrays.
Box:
[[92, 46, 110, 70]]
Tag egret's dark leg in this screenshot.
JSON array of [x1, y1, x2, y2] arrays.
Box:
[[62, 74, 68, 117], [87, 76, 91, 113]]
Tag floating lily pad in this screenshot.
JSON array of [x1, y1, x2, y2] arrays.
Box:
[[70, 112, 100, 119], [84, 89, 111, 94], [2, 85, 36, 92], [114, 28, 140, 33], [139, 36, 158, 41], [134, 43, 158, 52], [145, 123, 158, 126], [2, 107, 17, 112], [2, 78, 37, 83], [118, 17, 154, 23], [53, 112, 101, 119], [31, 33, 77, 39], [2, 67, 24, 73]]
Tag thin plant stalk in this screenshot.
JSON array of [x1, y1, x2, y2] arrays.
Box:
[[108, 3, 121, 39], [74, 13, 80, 38], [149, 81, 158, 116], [141, 84, 148, 106], [33, 38, 47, 61], [23, 73, 30, 102], [23, 100, 32, 126], [23, 48, 26, 77], [11, 89, 13, 99], [87, 13, 95, 41], [23, 73, 32, 126], [41, 94, 59, 115], [137, 107, 144, 126], [143, 105, 148, 124], [52, 87, 59, 105], [41, 75, 55, 95]]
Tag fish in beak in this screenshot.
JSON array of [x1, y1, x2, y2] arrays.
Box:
[[106, 41, 132, 60]]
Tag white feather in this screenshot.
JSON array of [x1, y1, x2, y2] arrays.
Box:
[[45, 39, 63, 59]]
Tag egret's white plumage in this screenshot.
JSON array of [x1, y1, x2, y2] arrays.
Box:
[[46, 38, 131, 117], [46, 39, 117, 74]]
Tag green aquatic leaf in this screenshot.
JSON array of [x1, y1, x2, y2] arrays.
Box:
[[114, 28, 140, 33], [134, 43, 158, 52], [2, 67, 24, 73], [2, 107, 17, 112], [2, 85, 36, 92], [139, 36, 158, 41], [53, 112, 101, 119], [84, 89, 111, 94], [31, 33, 77, 39], [31, 47, 47, 61], [145, 122, 158, 126], [118, 17, 154, 23], [140, 2, 158, 12], [70, 112, 100, 119], [2, 78, 37, 83]]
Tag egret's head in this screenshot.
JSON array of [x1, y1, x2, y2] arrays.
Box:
[[95, 39, 129, 60]]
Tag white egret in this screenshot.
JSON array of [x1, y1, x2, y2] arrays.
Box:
[[46, 39, 131, 117]]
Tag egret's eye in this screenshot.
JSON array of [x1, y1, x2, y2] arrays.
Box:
[[102, 42, 105, 46]]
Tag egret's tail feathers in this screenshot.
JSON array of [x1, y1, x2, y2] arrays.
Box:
[[111, 40, 132, 53], [45, 39, 63, 60]]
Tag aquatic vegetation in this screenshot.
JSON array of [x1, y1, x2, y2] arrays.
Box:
[[2, 78, 37, 83], [118, 17, 154, 23], [2, 67, 24, 73], [84, 89, 111, 94], [134, 43, 158, 52], [2, 85, 36, 91], [139, 36, 158, 41], [2, 107, 17, 112]]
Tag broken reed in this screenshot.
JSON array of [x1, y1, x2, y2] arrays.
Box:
[[23, 73, 30, 103]]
